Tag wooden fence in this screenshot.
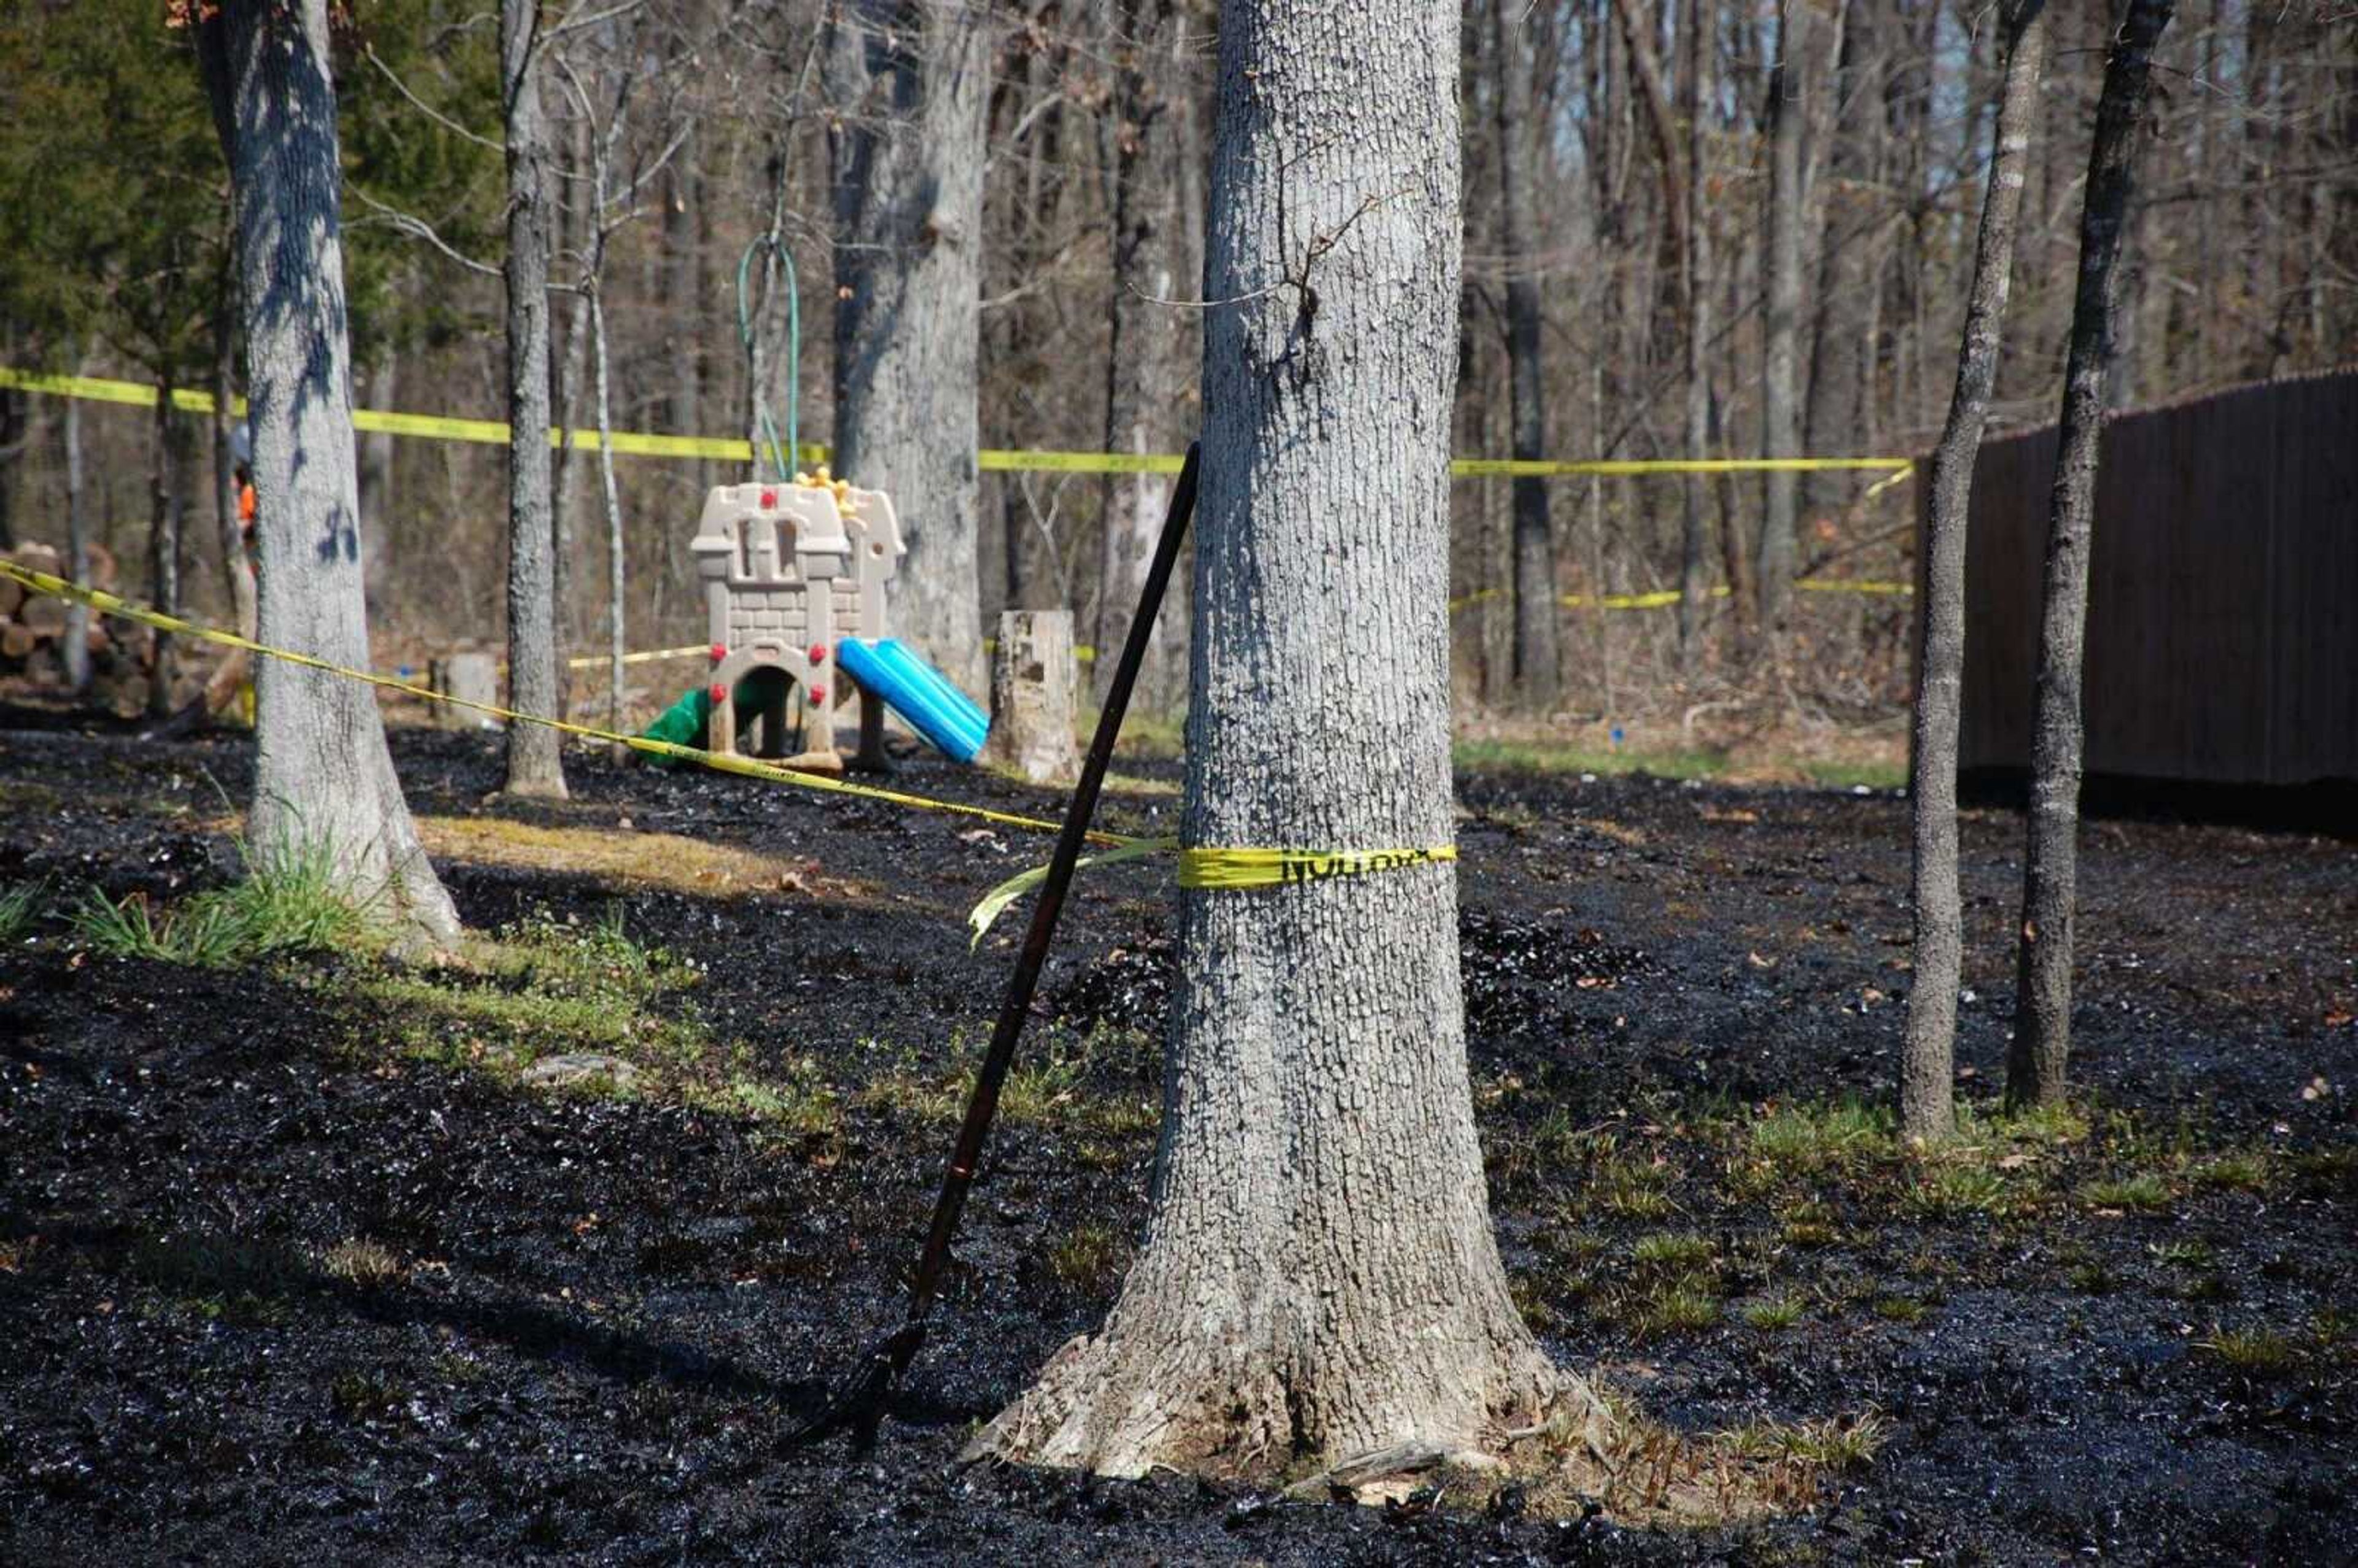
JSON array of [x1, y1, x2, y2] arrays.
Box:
[[1926, 365, 2358, 786]]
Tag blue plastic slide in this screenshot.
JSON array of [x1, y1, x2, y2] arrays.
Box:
[[837, 637, 990, 763]]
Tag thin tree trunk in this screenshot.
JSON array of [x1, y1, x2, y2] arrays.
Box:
[[61, 354, 91, 695], [2009, 0, 2174, 1111], [1093, 0, 1194, 716], [1493, 0, 1560, 712], [591, 286, 625, 739], [358, 348, 396, 624], [201, 257, 257, 719], [146, 371, 184, 717], [501, 0, 567, 795], [1758, 0, 1807, 632], [827, 0, 989, 697], [1903, 0, 2049, 1145], [975, 0, 1598, 1477], [195, 0, 459, 942], [1678, 0, 1712, 661]]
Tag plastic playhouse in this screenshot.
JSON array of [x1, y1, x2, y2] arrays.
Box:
[[644, 472, 988, 771]]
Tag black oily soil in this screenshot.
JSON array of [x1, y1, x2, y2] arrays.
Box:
[[2, 723, 2354, 1566]]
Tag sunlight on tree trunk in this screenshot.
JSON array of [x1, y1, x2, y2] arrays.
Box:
[[2010, 0, 2176, 1111], [969, 0, 1600, 1480], [196, 0, 458, 944], [1903, 0, 2049, 1145], [499, 0, 566, 799]]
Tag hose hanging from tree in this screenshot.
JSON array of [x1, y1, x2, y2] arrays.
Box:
[[737, 229, 800, 483]]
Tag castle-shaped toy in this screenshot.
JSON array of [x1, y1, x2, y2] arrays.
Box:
[[688, 470, 986, 771]]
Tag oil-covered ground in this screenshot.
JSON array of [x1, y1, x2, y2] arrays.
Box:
[[2, 716, 2353, 1565]]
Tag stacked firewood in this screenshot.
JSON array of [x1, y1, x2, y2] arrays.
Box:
[[0, 541, 164, 707]]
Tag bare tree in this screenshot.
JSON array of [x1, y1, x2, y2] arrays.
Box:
[[500, 0, 567, 798], [195, 0, 459, 942], [1757, 0, 1807, 631], [1902, 0, 2049, 1145], [827, 0, 989, 696], [968, 0, 1600, 1477], [2010, 0, 2175, 1111], [1495, 0, 1560, 710], [1092, 0, 1196, 716], [1679, 0, 1713, 659]]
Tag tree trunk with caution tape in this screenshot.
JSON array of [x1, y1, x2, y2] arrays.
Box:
[[1903, 0, 2048, 1145], [2009, 0, 2173, 1111], [196, 0, 459, 944], [969, 0, 1599, 1480]]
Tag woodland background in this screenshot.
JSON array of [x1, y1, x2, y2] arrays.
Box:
[[0, 0, 2351, 727]]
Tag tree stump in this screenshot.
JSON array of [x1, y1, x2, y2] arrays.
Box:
[[429, 652, 500, 729], [982, 610, 1079, 785]]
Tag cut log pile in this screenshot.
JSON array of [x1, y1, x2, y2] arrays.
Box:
[[0, 541, 170, 709]]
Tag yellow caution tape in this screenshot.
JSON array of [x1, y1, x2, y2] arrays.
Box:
[[1450, 578, 1909, 616], [1, 560, 1457, 936], [1178, 845, 1456, 889], [1451, 456, 1912, 478], [0, 556, 1095, 843], [565, 645, 709, 670], [0, 367, 1916, 481]]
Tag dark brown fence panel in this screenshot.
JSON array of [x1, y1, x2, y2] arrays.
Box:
[[1934, 367, 2357, 786]]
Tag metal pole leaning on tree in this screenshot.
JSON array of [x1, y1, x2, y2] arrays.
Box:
[[785, 441, 1203, 1451]]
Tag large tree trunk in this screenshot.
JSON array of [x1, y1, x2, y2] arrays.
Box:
[[2009, 0, 2174, 1110], [1757, 0, 1807, 632], [499, 0, 567, 798], [196, 0, 459, 943], [827, 0, 989, 697], [1902, 0, 2049, 1146], [1493, 0, 1560, 712], [970, 0, 1589, 1479], [1092, 0, 1195, 716]]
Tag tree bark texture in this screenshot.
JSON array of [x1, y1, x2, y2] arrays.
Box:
[[198, 0, 459, 942], [61, 356, 91, 695], [828, 0, 988, 699], [1092, 0, 1196, 716], [146, 373, 185, 717], [971, 0, 1584, 1480], [1757, 0, 1807, 631], [1902, 0, 2047, 1145], [2009, 0, 2173, 1110], [981, 608, 1080, 785], [1493, 0, 1560, 711], [500, 0, 567, 798], [201, 265, 257, 719], [1678, 0, 1712, 659]]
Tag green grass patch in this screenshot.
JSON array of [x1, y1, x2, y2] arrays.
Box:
[[2198, 1322, 2303, 1373], [1901, 1164, 2015, 1219], [0, 881, 42, 943], [69, 840, 378, 968], [1625, 1277, 1721, 1338], [1048, 1222, 1130, 1294], [2189, 1152, 2273, 1193], [1748, 1098, 1894, 1176], [1742, 1292, 1806, 1331], [1632, 1231, 1717, 1273], [1716, 1412, 1888, 1473], [2082, 1174, 2173, 1214]]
